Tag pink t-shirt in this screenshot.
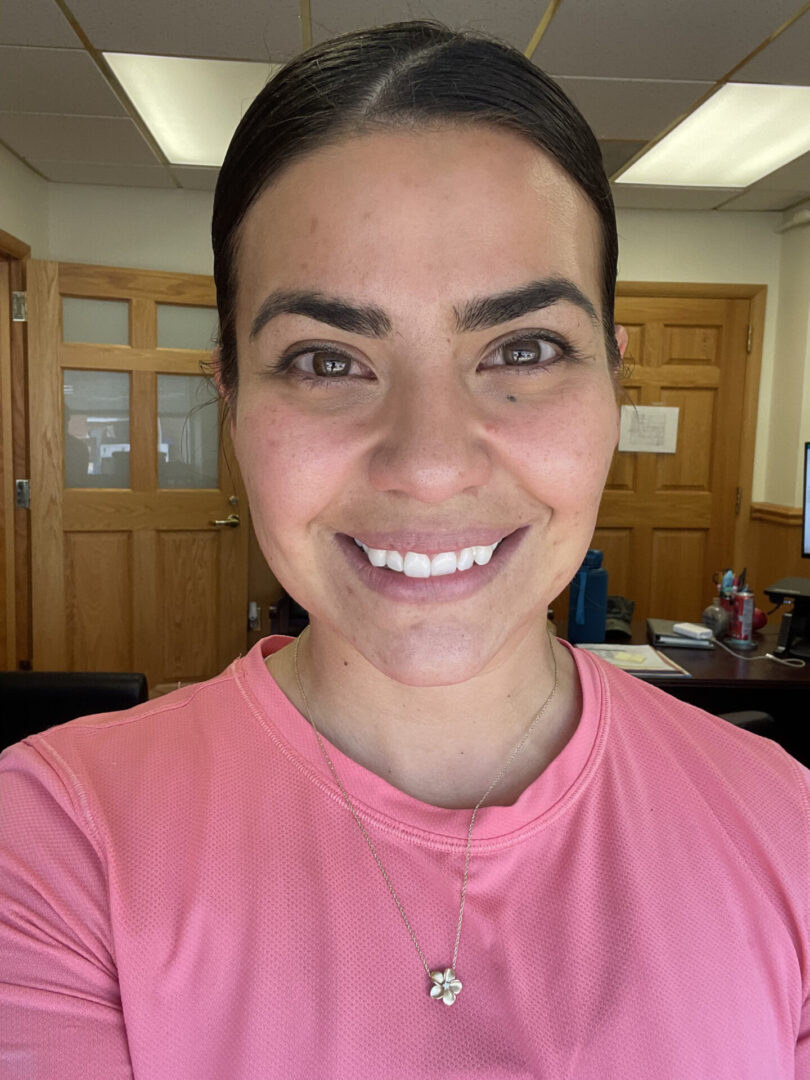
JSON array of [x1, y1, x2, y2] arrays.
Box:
[[1, 637, 809, 1078]]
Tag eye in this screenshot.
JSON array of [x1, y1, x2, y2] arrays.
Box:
[[285, 348, 368, 379], [481, 336, 564, 370]]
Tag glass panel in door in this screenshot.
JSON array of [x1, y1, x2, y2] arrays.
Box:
[[157, 374, 219, 488]]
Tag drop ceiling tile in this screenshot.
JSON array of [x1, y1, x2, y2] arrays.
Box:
[[0, 47, 126, 116], [556, 77, 711, 140], [754, 150, 810, 190], [717, 188, 808, 210], [67, 0, 301, 60], [310, 0, 543, 50], [734, 11, 810, 84], [32, 160, 176, 187], [535, 0, 800, 80], [600, 140, 647, 177], [0, 114, 160, 165], [0, 0, 78, 47], [174, 166, 220, 191], [610, 184, 742, 210]]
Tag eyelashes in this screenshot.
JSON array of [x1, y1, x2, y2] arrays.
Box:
[[480, 332, 586, 371], [267, 330, 585, 385], [267, 342, 364, 380]]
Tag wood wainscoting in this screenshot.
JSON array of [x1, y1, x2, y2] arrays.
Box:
[[747, 504, 807, 613]]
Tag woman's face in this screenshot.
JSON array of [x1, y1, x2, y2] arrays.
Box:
[[231, 125, 624, 686]]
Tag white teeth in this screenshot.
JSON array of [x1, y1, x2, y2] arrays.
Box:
[[386, 550, 404, 572], [353, 537, 503, 576], [403, 551, 431, 578], [456, 547, 475, 572], [473, 544, 497, 566], [366, 547, 387, 567], [430, 551, 458, 577]]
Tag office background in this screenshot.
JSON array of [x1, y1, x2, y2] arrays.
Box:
[[1, 0, 809, 682]]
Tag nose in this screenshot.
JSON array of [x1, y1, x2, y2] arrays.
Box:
[[367, 372, 492, 502]]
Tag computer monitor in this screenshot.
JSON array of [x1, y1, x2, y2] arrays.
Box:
[[804, 441, 810, 558]]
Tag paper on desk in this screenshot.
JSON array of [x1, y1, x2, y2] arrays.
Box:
[[577, 643, 691, 677]]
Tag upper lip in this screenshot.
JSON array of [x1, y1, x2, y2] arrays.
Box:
[[346, 527, 519, 553]]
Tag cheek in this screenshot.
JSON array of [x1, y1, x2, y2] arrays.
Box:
[[231, 397, 364, 537], [502, 388, 618, 507]]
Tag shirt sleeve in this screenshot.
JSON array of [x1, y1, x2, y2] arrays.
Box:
[[794, 759, 810, 1078], [0, 739, 133, 1079]]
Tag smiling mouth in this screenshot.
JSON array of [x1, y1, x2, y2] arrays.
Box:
[[352, 537, 504, 578]]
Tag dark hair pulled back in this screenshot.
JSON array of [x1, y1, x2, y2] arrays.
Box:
[[212, 21, 619, 395]]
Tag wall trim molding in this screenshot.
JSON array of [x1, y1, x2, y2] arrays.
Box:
[[616, 281, 766, 299], [750, 502, 802, 525], [0, 228, 30, 261]]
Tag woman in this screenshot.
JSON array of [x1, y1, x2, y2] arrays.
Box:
[[1, 22, 808, 1079]]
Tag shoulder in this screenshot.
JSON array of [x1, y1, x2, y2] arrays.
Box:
[[0, 639, 291, 838], [578, 644, 808, 784], [574, 645, 810, 883]]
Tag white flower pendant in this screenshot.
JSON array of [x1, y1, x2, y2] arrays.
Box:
[[429, 967, 463, 1005]]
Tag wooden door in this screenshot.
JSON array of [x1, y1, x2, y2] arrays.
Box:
[[26, 261, 248, 689], [0, 260, 15, 668], [592, 294, 752, 624]]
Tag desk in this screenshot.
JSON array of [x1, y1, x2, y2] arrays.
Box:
[[628, 625, 810, 767]]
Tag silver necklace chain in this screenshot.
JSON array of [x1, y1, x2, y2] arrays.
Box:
[[293, 626, 558, 1004]]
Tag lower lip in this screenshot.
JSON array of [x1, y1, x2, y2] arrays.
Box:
[[335, 528, 528, 603]]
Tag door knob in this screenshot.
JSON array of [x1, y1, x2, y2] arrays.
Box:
[[210, 513, 240, 528]]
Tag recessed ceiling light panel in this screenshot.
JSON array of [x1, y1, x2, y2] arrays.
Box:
[[105, 53, 279, 167], [617, 83, 810, 189]]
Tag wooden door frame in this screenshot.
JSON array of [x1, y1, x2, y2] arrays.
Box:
[[616, 281, 766, 573], [0, 229, 31, 669]]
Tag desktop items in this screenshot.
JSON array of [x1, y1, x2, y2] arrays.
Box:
[[605, 596, 634, 641], [701, 596, 731, 638], [726, 583, 756, 648], [567, 549, 608, 644], [672, 621, 713, 640], [705, 567, 758, 648], [765, 577, 810, 660], [648, 619, 714, 649]]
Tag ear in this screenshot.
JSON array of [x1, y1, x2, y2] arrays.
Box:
[[614, 324, 629, 358]]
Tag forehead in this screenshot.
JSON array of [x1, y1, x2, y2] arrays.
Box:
[[236, 125, 603, 318]]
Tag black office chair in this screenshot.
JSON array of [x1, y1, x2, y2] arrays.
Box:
[[0, 671, 148, 751], [717, 710, 776, 738]]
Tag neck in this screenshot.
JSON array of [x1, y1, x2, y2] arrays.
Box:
[[267, 619, 582, 809]]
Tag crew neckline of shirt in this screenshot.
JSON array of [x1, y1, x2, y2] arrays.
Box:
[[235, 635, 609, 852]]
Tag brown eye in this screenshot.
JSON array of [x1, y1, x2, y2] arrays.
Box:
[[501, 339, 557, 365], [311, 351, 352, 376]]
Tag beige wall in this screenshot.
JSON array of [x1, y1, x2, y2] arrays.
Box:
[[0, 145, 49, 257], [3, 149, 808, 506], [767, 222, 810, 507], [47, 183, 214, 275]]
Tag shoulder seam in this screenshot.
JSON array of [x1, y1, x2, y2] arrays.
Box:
[[31, 665, 240, 738]]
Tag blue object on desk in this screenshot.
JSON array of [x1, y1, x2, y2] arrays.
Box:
[[568, 549, 608, 644]]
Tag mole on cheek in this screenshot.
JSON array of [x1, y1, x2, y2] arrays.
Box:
[[506, 394, 517, 403]]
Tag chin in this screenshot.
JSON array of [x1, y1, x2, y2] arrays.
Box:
[[346, 618, 520, 688]]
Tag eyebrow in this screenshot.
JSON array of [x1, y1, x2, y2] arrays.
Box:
[[249, 275, 598, 341], [249, 290, 391, 340], [454, 277, 598, 332]]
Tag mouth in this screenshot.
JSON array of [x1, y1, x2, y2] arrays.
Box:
[[335, 527, 527, 602], [352, 537, 504, 578]]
